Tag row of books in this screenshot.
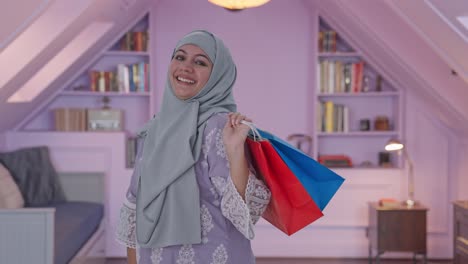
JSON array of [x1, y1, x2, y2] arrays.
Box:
[[118, 31, 149, 52], [53, 108, 88, 131], [317, 101, 349, 133], [89, 62, 149, 93], [317, 60, 365, 94], [318, 30, 337, 52]]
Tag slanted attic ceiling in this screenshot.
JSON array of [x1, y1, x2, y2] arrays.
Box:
[[0, 0, 467, 134]]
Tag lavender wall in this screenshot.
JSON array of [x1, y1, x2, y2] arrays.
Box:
[[151, 0, 313, 139]]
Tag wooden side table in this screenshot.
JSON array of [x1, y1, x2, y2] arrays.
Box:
[[453, 201, 468, 264], [367, 202, 428, 264]]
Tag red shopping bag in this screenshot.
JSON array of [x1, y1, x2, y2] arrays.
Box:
[[246, 137, 324, 235]]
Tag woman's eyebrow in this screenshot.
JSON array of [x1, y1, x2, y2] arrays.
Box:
[[176, 49, 210, 61], [196, 54, 210, 61]]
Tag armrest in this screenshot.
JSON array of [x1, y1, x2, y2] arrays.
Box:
[[0, 207, 55, 214], [0, 207, 56, 264]]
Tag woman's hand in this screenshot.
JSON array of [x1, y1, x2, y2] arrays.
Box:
[[223, 112, 252, 155]]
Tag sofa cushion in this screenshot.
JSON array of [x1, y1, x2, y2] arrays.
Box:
[[53, 201, 104, 264], [0, 146, 67, 206], [0, 163, 24, 208]]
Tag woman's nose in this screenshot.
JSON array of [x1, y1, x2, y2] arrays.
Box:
[[180, 61, 194, 72]]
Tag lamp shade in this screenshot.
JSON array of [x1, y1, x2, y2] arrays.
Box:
[[384, 139, 404, 152], [208, 0, 270, 10]]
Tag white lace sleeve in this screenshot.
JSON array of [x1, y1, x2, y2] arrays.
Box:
[[245, 174, 271, 224], [115, 199, 137, 248], [219, 172, 271, 240], [220, 173, 256, 240]]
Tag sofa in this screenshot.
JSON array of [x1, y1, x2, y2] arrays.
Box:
[[0, 146, 105, 264]]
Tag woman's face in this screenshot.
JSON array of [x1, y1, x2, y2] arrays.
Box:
[[169, 44, 213, 100]]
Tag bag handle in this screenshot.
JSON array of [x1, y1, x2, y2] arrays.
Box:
[[241, 120, 263, 141]]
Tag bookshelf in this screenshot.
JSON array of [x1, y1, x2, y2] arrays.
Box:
[[21, 13, 152, 135], [314, 17, 402, 169]]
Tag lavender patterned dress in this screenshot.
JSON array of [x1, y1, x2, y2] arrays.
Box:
[[116, 113, 271, 264]]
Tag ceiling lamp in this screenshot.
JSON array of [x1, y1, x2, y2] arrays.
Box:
[[208, 0, 270, 10]]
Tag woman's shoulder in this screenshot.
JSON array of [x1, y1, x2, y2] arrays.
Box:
[[206, 112, 229, 130]]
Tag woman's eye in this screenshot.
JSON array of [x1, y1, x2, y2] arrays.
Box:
[[174, 55, 184, 61], [195, 60, 207, 66]]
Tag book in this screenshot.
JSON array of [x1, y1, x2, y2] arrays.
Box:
[[378, 198, 400, 208]]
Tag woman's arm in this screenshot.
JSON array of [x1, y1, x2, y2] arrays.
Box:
[[223, 112, 252, 199], [205, 113, 270, 239], [127, 248, 137, 264]]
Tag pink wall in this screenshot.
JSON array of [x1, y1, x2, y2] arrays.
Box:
[[151, 0, 313, 139]]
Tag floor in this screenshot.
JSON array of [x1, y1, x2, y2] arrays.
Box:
[[106, 257, 453, 264]]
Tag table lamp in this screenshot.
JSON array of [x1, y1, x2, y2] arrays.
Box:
[[384, 139, 415, 207]]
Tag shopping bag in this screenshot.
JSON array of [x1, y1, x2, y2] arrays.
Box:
[[244, 124, 324, 235], [256, 128, 345, 211]]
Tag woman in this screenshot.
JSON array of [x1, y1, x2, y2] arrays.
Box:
[[116, 30, 271, 264]]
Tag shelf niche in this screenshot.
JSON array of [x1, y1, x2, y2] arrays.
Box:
[[22, 14, 152, 136], [314, 17, 402, 169]]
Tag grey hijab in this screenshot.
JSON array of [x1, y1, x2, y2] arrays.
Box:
[[136, 30, 237, 248]]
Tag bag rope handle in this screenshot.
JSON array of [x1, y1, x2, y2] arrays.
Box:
[[241, 120, 262, 141]]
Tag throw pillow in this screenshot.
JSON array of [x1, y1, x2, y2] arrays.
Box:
[[0, 146, 67, 206], [0, 163, 25, 208]]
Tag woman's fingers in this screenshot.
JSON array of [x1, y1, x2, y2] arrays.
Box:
[[228, 112, 251, 127]]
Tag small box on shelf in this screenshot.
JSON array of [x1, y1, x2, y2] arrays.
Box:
[[87, 109, 124, 132]]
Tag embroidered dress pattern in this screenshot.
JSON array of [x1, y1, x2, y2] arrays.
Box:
[[210, 244, 228, 264], [214, 129, 227, 161], [151, 248, 163, 264], [203, 128, 215, 159], [201, 204, 214, 243], [210, 176, 227, 197], [115, 113, 271, 263], [176, 245, 195, 264]]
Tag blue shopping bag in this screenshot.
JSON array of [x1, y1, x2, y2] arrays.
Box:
[[255, 129, 345, 211]]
